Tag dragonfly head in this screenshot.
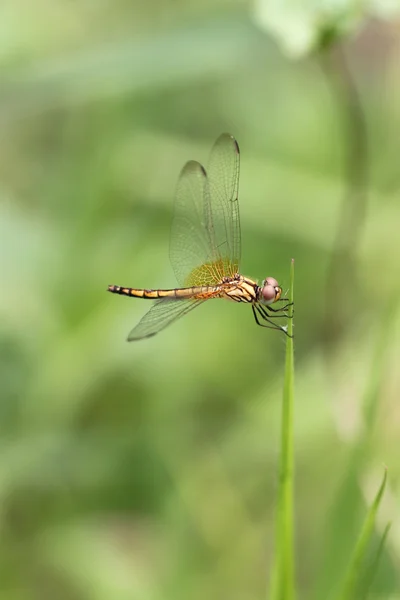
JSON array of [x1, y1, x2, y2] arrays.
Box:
[[260, 277, 282, 305]]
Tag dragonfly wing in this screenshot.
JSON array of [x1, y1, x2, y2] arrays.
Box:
[[206, 133, 241, 276], [127, 297, 204, 341], [169, 134, 241, 287], [169, 160, 213, 287]]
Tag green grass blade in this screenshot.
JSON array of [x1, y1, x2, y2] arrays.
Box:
[[359, 521, 391, 600], [313, 300, 396, 599], [269, 258, 295, 600], [336, 469, 387, 600]]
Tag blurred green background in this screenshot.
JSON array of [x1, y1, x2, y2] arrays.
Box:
[[1, 1, 399, 599]]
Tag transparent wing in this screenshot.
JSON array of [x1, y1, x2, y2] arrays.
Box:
[[169, 161, 212, 286], [169, 134, 241, 287], [206, 133, 241, 277], [127, 298, 204, 341]]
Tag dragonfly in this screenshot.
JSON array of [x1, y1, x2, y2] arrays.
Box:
[[108, 133, 292, 341]]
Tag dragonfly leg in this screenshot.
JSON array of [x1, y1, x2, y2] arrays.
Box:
[[272, 300, 294, 311], [252, 305, 282, 331], [252, 305, 293, 338], [258, 304, 293, 319]]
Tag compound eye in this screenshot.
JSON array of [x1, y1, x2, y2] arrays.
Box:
[[265, 277, 279, 288], [262, 284, 276, 304]]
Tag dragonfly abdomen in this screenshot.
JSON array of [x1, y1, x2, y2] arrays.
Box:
[[107, 285, 215, 299]]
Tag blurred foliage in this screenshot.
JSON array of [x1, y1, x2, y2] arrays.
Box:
[[0, 1, 400, 599], [255, 0, 400, 56]]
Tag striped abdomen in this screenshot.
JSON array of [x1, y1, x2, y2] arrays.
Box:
[[107, 284, 220, 299]]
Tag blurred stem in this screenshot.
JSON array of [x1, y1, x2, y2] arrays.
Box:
[[319, 44, 369, 350]]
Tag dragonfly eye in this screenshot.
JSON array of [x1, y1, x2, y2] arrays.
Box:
[[261, 279, 282, 304], [264, 277, 279, 287]]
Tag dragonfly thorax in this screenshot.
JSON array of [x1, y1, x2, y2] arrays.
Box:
[[259, 277, 282, 305]]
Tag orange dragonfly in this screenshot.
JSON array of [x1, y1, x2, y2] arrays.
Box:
[[108, 133, 292, 341]]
